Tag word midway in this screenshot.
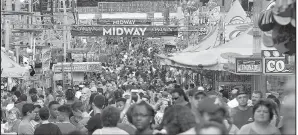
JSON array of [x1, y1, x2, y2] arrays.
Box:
[[103, 27, 147, 36], [113, 20, 136, 25]]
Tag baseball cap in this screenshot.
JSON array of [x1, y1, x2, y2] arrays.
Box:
[[188, 89, 206, 97], [236, 89, 248, 96]]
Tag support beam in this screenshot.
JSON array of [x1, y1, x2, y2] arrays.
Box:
[[4, 20, 10, 51]]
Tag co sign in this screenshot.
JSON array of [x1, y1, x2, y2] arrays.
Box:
[[265, 58, 287, 73]]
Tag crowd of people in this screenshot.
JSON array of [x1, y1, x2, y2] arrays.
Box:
[[0, 36, 294, 135], [1, 68, 293, 135]]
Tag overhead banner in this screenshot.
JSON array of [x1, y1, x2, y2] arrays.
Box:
[[235, 58, 263, 74], [97, 19, 151, 25], [98, 1, 178, 13], [52, 62, 102, 72], [71, 26, 178, 37]]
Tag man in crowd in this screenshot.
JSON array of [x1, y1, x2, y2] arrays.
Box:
[[170, 88, 189, 107], [251, 90, 263, 106], [89, 81, 97, 94], [55, 105, 76, 134], [48, 101, 60, 123], [30, 105, 42, 129], [15, 94, 27, 115], [18, 103, 37, 135], [230, 88, 253, 129], [227, 87, 240, 108], [86, 95, 105, 135], [28, 88, 38, 103], [34, 107, 62, 135], [187, 89, 207, 123]]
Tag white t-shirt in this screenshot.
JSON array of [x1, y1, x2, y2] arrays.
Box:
[[75, 91, 82, 99], [227, 98, 252, 108], [154, 112, 164, 125], [93, 127, 129, 135]]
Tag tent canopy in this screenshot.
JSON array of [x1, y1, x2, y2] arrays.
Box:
[[224, 0, 251, 24], [1, 50, 28, 78], [167, 27, 276, 69]]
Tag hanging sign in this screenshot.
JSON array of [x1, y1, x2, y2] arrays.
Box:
[[264, 58, 293, 74], [71, 26, 178, 37], [52, 62, 102, 72], [236, 58, 263, 74], [97, 1, 178, 13], [97, 19, 151, 25], [262, 50, 293, 74]]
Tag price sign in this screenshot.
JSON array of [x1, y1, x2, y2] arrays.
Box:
[[264, 58, 293, 74]]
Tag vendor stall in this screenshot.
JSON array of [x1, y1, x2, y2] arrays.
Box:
[[1, 50, 28, 78], [52, 62, 102, 87]]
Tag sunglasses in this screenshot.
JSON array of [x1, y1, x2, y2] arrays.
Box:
[[172, 97, 179, 101]]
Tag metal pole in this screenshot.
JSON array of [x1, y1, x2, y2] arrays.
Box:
[[186, 15, 189, 47], [16, 46, 20, 64], [71, 58, 73, 88], [62, 0, 68, 90]]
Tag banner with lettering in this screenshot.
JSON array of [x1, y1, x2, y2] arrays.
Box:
[[97, 19, 151, 25], [236, 58, 263, 74], [71, 26, 178, 37], [97, 1, 177, 13], [52, 62, 102, 72]]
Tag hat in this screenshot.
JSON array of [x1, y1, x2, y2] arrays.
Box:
[[236, 89, 248, 96], [231, 89, 238, 94], [194, 91, 207, 97], [197, 86, 205, 91]]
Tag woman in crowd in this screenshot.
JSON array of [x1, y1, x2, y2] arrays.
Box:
[[238, 99, 281, 134], [154, 99, 170, 125], [2, 107, 21, 133], [127, 101, 155, 135]]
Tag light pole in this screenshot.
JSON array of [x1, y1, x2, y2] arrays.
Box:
[[62, 0, 68, 91]]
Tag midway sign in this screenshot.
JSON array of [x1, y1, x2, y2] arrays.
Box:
[[71, 26, 178, 37], [97, 19, 151, 25]]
